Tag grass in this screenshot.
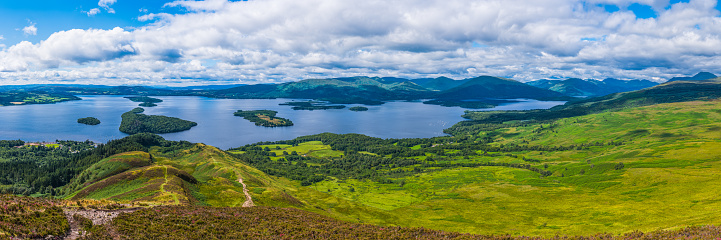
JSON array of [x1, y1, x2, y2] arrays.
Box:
[[241, 100, 721, 236], [64, 101, 721, 236]]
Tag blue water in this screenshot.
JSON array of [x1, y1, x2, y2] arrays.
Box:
[[0, 96, 564, 149]]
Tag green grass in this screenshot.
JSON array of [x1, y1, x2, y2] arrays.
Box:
[[248, 100, 721, 236], [65, 101, 721, 236]]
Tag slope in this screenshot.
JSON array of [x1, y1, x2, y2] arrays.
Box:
[[434, 76, 567, 100], [526, 78, 658, 97], [668, 71, 717, 82], [451, 79, 721, 128], [234, 99, 721, 236]]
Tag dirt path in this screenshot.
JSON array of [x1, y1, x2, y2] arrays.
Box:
[[63, 208, 141, 240], [237, 173, 255, 207]]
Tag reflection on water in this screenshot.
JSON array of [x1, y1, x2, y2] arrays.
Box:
[[0, 96, 564, 149]]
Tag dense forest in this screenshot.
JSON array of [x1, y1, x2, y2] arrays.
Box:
[[226, 132, 594, 186], [77, 117, 101, 125], [119, 107, 198, 134], [234, 110, 294, 127]]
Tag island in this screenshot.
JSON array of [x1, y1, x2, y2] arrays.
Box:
[[0, 91, 80, 106], [77, 117, 101, 125], [234, 110, 293, 127], [279, 101, 345, 110], [138, 102, 157, 107], [119, 107, 197, 134], [124, 96, 163, 107], [348, 106, 369, 111]]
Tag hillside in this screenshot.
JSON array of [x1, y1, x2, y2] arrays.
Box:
[[434, 76, 567, 100], [230, 99, 721, 236], [668, 71, 717, 82], [410, 77, 467, 91], [8, 96, 721, 237], [526, 78, 658, 97], [0, 75, 579, 107], [450, 79, 721, 128], [0, 91, 80, 106]]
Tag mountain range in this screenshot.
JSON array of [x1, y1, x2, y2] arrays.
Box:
[[526, 78, 659, 97], [1, 72, 716, 107]]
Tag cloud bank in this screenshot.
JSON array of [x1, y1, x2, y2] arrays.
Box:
[[2, 0, 721, 85]]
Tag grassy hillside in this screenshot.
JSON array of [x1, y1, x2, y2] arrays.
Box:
[[526, 78, 657, 97], [0, 195, 68, 239], [226, 99, 721, 236], [449, 79, 721, 131], [63, 151, 154, 195]]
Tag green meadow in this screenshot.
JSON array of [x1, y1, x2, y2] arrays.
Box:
[[243, 100, 721, 236]]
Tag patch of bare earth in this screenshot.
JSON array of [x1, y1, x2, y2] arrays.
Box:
[[63, 208, 141, 240]]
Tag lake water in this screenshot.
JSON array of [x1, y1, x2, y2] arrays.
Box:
[[0, 96, 565, 149]]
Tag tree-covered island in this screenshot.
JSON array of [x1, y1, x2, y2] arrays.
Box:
[[124, 96, 163, 107], [77, 117, 101, 125], [348, 106, 369, 111], [279, 101, 345, 110], [119, 107, 197, 134], [234, 110, 293, 127]]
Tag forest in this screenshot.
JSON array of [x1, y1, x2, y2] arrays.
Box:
[[119, 107, 198, 134], [234, 110, 294, 127], [226, 131, 603, 186], [0, 134, 193, 197]]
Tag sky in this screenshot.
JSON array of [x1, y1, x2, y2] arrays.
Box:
[[1, 0, 721, 86]]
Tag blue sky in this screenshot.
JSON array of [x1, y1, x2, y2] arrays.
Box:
[[1, 0, 721, 86]]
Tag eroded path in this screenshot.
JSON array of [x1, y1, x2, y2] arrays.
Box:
[[237, 173, 255, 207]]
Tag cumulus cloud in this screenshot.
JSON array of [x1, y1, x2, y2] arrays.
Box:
[[22, 23, 37, 36], [3, 0, 721, 85], [86, 8, 101, 16]]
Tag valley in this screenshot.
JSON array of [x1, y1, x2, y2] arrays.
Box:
[[2, 75, 721, 239]]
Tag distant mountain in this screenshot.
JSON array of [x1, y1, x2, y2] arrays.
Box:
[[410, 77, 467, 91], [526, 78, 658, 97], [213, 77, 430, 104], [668, 72, 717, 82], [434, 76, 567, 100]]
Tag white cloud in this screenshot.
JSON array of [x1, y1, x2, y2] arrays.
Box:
[[3, 0, 721, 85], [98, 0, 117, 14], [86, 8, 101, 16], [22, 23, 37, 36], [87, 0, 116, 16]]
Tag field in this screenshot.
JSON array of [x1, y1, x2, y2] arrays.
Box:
[[229, 100, 721, 236]]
